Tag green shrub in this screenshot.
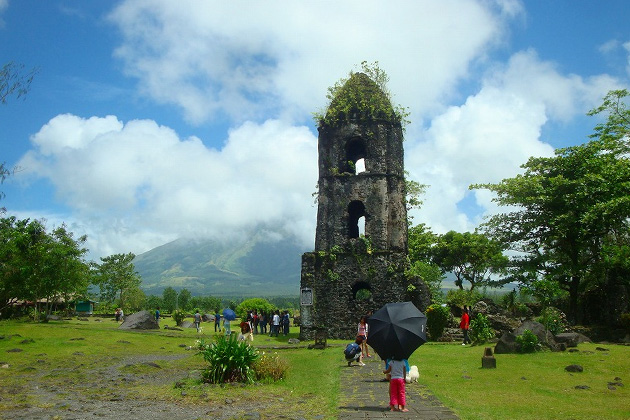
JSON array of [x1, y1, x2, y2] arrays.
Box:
[[197, 335, 258, 384], [426, 304, 451, 340], [171, 309, 186, 326], [253, 351, 288, 383], [516, 329, 540, 353], [536, 307, 566, 335], [236, 298, 276, 320], [469, 313, 495, 344], [446, 289, 482, 308]]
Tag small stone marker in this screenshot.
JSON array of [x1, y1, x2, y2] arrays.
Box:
[[482, 347, 496, 369]]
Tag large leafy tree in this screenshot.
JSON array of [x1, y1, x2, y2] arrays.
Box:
[[0, 217, 89, 318], [472, 89, 630, 323], [93, 253, 142, 311], [162, 286, 178, 313], [407, 223, 444, 298], [431, 230, 508, 291]]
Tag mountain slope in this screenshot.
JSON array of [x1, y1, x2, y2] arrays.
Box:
[[135, 233, 310, 297]]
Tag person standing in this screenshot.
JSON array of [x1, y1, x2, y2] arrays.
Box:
[[214, 311, 221, 332], [460, 306, 471, 345], [383, 358, 408, 412], [282, 311, 290, 335], [358, 316, 370, 357], [223, 316, 231, 336], [271, 310, 280, 337], [155, 307, 160, 325], [259, 312, 267, 335], [194, 310, 202, 333]]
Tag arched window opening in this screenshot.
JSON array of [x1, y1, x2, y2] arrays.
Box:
[[352, 281, 372, 301], [345, 137, 367, 174], [348, 201, 366, 238]]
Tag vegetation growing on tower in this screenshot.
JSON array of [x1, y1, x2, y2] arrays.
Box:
[[313, 61, 410, 130]]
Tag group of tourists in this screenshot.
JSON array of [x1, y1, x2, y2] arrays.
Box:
[[209, 309, 292, 340]]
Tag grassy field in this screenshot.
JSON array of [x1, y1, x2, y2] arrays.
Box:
[[1, 317, 629, 419]]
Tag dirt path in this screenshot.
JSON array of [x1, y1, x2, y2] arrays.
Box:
[[1, 352, 283, 420]]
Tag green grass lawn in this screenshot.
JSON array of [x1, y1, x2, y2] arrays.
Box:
[[411, 341, 630, 420], [1, 317, 629, 419]]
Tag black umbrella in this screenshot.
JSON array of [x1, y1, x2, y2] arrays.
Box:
[[366, 302, 427, 360]]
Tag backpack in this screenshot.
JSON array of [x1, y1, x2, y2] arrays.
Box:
[[344, 343, 358, 359]]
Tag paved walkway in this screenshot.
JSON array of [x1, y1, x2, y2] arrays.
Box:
[[338, 356, 460, 419]]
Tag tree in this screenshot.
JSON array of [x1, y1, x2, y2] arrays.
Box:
[[162, 287, 177, 313], [407, 223, 444, 299], [178, 288, 192, 311], [93, 253, 142, 311], [431, 231, 508, 291], [0, 217, 89, 318], [472, 89, 630, 323]]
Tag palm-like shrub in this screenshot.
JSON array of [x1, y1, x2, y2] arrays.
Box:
[[171, 309, 186, 326], [197, 335, 258, 384]]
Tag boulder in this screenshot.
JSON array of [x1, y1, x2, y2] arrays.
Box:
[[487, 314, 519, 336], [181, 321, 194, 329], [494, 332, 517, 354], [495, 320, 560, 353], [118, 310, 159, 330], [554, 332, 591, 347], [515, 320, 558, 351]]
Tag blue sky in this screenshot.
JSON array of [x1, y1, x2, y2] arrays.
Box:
[[1, 0, 629, 260]]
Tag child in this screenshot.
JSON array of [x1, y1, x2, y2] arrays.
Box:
[[383, 358, 408, 412]]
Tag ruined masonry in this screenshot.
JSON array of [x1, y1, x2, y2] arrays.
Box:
[[299, 72, 430, 340]]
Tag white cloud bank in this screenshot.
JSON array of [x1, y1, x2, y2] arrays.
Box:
[[18, 116, 318, 257]]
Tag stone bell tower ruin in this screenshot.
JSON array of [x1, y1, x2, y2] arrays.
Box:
[[299, 72, 429, 340]]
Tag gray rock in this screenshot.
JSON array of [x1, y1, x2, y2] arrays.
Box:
[[565, 364, 583, 373], [118, 310, 159, 330], [554, 332, 590, 347]]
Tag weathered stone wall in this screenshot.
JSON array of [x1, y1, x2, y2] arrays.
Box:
[[300, 72, 429, 341]]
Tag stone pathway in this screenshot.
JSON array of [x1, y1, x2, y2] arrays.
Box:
[[338, 356, 460, 419]]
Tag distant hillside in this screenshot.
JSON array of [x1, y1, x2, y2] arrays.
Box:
[[135, 233, 310, 297]]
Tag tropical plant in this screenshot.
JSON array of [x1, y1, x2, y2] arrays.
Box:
[[469, 313, 495, 344], [197, 335, 258, 384], [515, 329, 540, 353], [536, 307, 567, 335], [171, 309, 186, 326]]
